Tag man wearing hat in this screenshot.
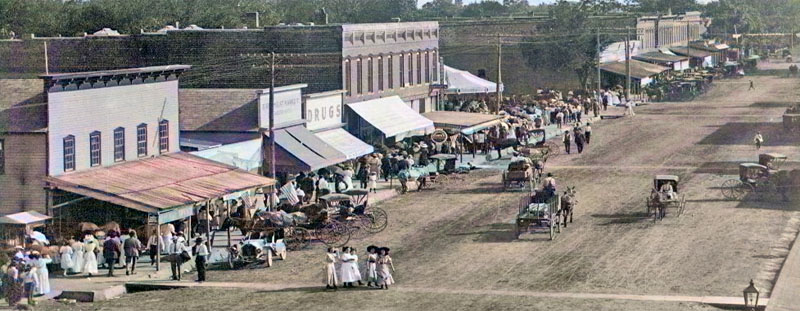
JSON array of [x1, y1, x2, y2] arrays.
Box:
[[192, 237, 209, 282]]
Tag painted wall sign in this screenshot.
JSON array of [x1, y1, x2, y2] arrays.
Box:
[[258, 84, 307, 129], [305, 92, 344, 131]]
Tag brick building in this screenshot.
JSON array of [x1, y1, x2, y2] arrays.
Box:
[[0, 21, 441, 112]]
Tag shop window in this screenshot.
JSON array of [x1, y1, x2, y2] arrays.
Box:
[[137, 124, 147, 157], [159, 120, 169, 152], [89, 131, 101, 167], [113, 127, 125, 162], [63, 135, 75, 172]]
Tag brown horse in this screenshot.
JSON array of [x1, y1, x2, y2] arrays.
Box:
[[560, 186, 577, 227]]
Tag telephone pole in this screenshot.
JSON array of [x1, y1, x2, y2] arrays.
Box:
[[268, 51, 276, 180], [495, 38, 503, 115], [596, 28, 601, 91], [625, 26, 632, 100]]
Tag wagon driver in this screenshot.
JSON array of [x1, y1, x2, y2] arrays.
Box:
[[659, 181, 675, 200], [542, 173, 557, 198]]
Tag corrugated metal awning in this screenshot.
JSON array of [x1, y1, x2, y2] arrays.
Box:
[[45, 152, 276, 213]]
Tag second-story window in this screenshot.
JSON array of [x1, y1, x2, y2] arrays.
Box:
[[356, 58, 363, 94], [0, 139, 5, 175], [377, 56, 384, 91], [425, 51, 431, 83], [407, 53, 413, 85], [388, 55, 394, 89], [432, 50, 439, 81], [63, 135, 75, 172], [367, 57, 374, 93], [344, 59, 352, 96], [417, 52, 422, 85], [399, 54, 405, 87], [114, 127, 125, 162], [159, 120, 169, 152], [137, 124, 147, 157], [89, 131, 101, 167]]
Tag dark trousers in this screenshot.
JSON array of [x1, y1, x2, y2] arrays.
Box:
[[576, 142, 584, 153], [603, 102, 608, 110], [196, 256, 207, 281], [360, 178, 368, 188], [106, 258, 116, 276], [149, 245, 157, 264], [125, 255, 138, 273], [586, 132, 591, 144], [171, 258, 182, 280], [564, 142, 571, 154]]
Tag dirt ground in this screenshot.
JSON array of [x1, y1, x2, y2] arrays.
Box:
[[40, 74, 800, 310]]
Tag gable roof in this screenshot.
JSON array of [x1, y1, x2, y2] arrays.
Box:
[[178, 88, 260, 132], [0, 79, 47, 133]]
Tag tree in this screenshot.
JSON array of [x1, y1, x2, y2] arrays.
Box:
[[626, 0, 699, 15], [419, 0, 462, 18], [520, 0, 612, 88], [461, 1, 508, 18]]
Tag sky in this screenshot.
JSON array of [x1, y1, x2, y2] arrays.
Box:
[[416, 0, 716, 7]]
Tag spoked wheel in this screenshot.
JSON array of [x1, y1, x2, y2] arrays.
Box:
[[315, 221, 350, 248], [363, 208, 388, 234], [285, 227, 310, 251], [677, 195, 686, 217], [721, 179, 749, 200]]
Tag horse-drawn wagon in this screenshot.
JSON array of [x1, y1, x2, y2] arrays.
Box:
[[502, 160, 535, 191], [646, 175, 686, 222]]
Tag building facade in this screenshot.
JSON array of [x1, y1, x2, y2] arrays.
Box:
[[637, 12, 707, 51]]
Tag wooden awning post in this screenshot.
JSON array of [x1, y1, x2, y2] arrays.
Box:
[[156, 214, 161, 272]]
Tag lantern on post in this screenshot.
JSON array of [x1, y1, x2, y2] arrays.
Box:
[[742, 279, 760, 310]]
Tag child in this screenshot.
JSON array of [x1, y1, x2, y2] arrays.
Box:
[[368, 172, 378, 193], [21, 265, 37, 306], [365, 246, 378, 287]]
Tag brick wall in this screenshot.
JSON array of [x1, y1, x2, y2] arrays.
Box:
[[0, 134, 48, 215]]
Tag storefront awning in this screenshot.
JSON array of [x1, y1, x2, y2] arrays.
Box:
[[314, 128, 374, 160], [443, 65, 504, 94], [670, 47, 712, 58], [600, 59, 670, 80], [273, 125, 347, 172], [0, 211, 51, 225], [44, 152, 276, 214], [347, 96, 435, 141], [192, 139, 262, 172], [632, 52, 689, 64], [422, 111, 504, 135]]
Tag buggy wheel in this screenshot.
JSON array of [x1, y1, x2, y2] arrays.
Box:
[[364, 208, 388, 234], [549, 221, 555, 240], [285, 227, 310, 251], [265, 250, 273, 267], [721, 179, 748, 200], [316, 221, 350, 248], [678, 195, 686, 217]]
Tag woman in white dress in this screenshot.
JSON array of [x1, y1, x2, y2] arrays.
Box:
[[30, 252, 51, 295], [365, 246, 378, 287], [377, 247, 395, 290], [338, 247, 357, 288], [59, 240, 74, 276], [324, 248, 338, 290], [70, 239, 84, 274], [160, 223, 175, 254], [348, 247, 363, 286], [82, 237, 99, 276]]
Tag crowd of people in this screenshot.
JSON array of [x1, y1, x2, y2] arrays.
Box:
[[324, 245, 395, 290], [2, 247, 52, 307]]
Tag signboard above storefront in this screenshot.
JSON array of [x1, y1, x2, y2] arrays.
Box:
[[304, 90, 346, 131], [258, 84, 307, 129]]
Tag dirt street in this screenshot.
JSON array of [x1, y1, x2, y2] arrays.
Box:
[[40, 75, 800, 311]]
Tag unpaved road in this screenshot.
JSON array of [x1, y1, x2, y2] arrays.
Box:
[[41, 75, 800, 311]]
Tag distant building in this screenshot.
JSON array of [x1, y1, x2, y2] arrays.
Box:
[[636, 11, 707, 51]]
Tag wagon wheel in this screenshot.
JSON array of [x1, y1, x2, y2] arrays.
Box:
[[315, 221, 350, 248], [549, 219, 555, 240], [265, 249, 273, 267], [363, 208, 388, 234], [285, 227, 310, 251], [347, 218, 370, 240], [721, 179, 748, 200], [677, 195, 686, 217]]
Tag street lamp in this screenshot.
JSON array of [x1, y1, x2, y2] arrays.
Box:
[[743, 279, 760, 310]]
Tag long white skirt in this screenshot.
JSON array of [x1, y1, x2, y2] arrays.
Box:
[[71, 249, 84, 273], [60, 251, 74, 271], [377, 264, 394, 286], [324, 263, 338, 286], [36, 267, 50, 295], [340, 262, 360, 283], [83, 251, 99, 274], [366, 262, 378, 282]]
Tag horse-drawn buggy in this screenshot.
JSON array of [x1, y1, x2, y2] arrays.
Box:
[[518, 128, 560, 161], [318, 189, 388, 239], [515, 187, 576, 240], [646, 175, 686, 222], [502, 159, 535, 191], [721, 159, 790, 201]]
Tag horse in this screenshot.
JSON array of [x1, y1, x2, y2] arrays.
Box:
[[560, 186, 577, 227]]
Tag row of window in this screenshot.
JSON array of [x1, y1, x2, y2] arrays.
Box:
[[62, 121, 169, 172], [344, 50, 438, 96]]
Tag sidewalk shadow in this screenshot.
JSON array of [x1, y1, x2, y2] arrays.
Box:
[[591, 212, 652, 225]]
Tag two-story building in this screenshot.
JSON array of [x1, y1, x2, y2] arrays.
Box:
[[0, 66, 275, 237]]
